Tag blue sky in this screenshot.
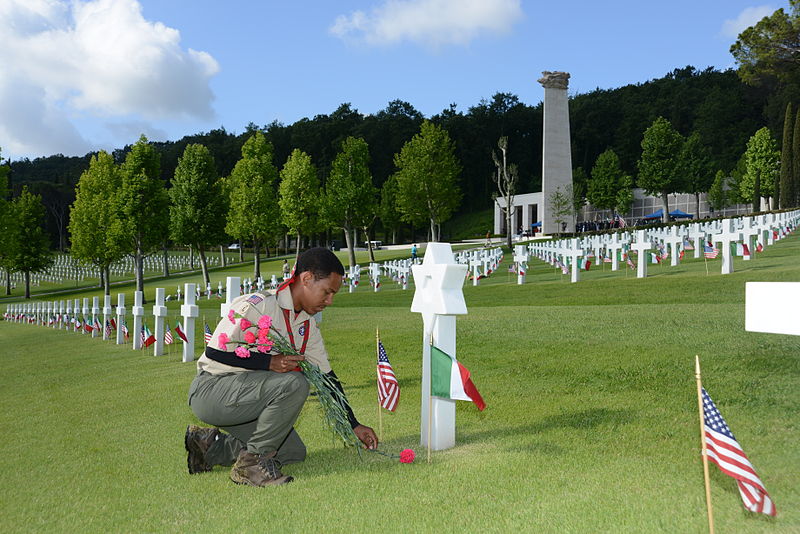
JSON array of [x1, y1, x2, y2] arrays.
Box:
[[0, 0, 786, 161]]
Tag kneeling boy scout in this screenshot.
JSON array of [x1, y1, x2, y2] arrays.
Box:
[[185, 248, 378, 486]]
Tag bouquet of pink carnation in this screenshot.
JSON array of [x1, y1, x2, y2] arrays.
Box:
[[221, 311, 361, 451]]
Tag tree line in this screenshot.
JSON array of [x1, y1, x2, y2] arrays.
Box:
[[6, 66, 780, 250]]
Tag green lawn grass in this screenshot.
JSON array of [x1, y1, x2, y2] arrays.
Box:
[[1, 237, 798, 533]]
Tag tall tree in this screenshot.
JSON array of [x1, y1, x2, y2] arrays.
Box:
[[170, 144, 226, 287], [730, 1, 800, 88], [379, 174, 402, 245], [794, 110, 800, 206], [680, 132, 715, 216], [393, 121, 462, 241], [637, 117, 685, 222], [588, 149, 633, 216], [226, 133, 282, 280], [279, 149, 319, 258], [322, 137, 377, 267], [10, 187, 52, 298], [68, 151, 126, 295], [0, 152, 14, 295], [492, 136, 519, 249], [118, 135, 169, 298], [707, 170, 729, 214], [741, 127, 781, 211], [780, 103, 795, 208]]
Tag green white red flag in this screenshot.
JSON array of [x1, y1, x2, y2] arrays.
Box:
[[430, 345, 486, 411]]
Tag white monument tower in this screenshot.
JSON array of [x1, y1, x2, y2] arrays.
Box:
[[539, 71, 574, 236]]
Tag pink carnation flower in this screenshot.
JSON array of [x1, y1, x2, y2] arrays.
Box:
[[258, 315, 272, 330], [256, 344, 269, 353], [258, 328, 269, 339], [399, 449, 415, 464], [243, 331, 256, 344], [234, 346, 251, 358], [239, 318, 252, 330], [227, 310, 236, 324], [217, 333, 230, 350]]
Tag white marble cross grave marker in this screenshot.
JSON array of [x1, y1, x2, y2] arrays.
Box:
[[513, 244, 528, 284], [181, 283, 199, 363], [566, 239, 583, 283], [664, 226, 683, 267], [221, 277, 241, 319], [688, 223, 705, 259], [631, 230, 652, 279], [740, 217, 759, 261], [713, 218, 741, 275], [153, 288, 168, 356], [116, 293, 126, 344], [132, 292, 144, 349], [410, 242, 468, 451]]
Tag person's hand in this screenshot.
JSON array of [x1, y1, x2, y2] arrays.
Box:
[[353, 425, 378, 450], [269, 354, 304, 373]]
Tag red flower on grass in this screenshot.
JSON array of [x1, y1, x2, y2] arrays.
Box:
[[399, 449, 415, 463]]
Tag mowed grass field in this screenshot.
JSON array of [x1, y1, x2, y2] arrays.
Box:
[[1, 237, 798, 533]]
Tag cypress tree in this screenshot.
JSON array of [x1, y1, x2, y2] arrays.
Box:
[[794, 110, 800, 207], [780, 103, 794, 208]]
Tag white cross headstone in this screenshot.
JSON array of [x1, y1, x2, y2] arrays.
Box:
[[688, 223, 705, 259], [470, 256, 482, 286], [153, 288, 168, 356], [565, 239, 583, 283], [664, 226, 683, 267], [206, 282, 212, 300], [91, 297, 100, 338], [740, 217, 759, 261], [513, 244, 528, 285], [607, 233, 623, 271], [631, 230, 652, 279], [102, 295, 112, 340], [73, 299, 80, 331], [370, 263, 381, 292], [713, 218, 741, 275], [410, 243, 468, 451], [221, 277, 241, 319], [132, 291, 144, 349], [181, 283, 199, 363], [116, 294, 126, 344], [82, 298, 89, 335]]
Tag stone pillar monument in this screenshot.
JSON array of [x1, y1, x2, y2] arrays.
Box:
[[538, 71, 574, 236]]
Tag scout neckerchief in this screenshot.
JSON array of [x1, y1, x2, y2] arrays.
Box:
[[277, 265, 310, 354]]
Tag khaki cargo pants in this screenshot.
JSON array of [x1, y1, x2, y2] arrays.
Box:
[[189, 370, 309, 467]]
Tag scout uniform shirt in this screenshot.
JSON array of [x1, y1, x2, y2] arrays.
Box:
[[196, 286, 331, 375]]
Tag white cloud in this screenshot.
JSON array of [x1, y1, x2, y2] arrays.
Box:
[[330, 0, 523, 47], [0, 0, 219, 158], [720, 5, 775, 38]]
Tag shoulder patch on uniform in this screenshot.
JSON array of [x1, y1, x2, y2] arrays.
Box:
[[246, 294, 263, 305]]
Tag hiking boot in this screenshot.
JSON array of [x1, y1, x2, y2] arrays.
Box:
[[185, 425, 219, 474], [230, 449, 293, 487]]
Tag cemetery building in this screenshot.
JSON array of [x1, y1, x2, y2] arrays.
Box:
[[494, 193, 543, 235], [581, 188, 752, 224]]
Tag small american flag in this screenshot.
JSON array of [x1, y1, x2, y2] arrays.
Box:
[[204, 322, 213, 345], [377, 339, 399, 412], [702, 388, 776, 516], [704, 243, 719, 259], [164, 325, 173, 345], [104, 320, 112, 339]]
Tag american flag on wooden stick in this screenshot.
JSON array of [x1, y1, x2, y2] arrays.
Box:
[[204, 322, 213, 345], [376, 338, 399, 412], [702, 388, 776, 516]]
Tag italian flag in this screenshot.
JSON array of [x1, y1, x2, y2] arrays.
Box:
[[430, 346, 486, 411]]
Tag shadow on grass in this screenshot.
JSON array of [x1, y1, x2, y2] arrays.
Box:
[[283, 407, 635, 478]]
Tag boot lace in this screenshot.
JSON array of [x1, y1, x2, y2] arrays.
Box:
[[258, 456, 282, 480]]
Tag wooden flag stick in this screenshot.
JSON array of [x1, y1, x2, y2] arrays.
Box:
[[695, 355, 715, 534], [376, 327, 382, 441]]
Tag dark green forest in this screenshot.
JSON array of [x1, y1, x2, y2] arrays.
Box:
[[5, 66, 780, 248]]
